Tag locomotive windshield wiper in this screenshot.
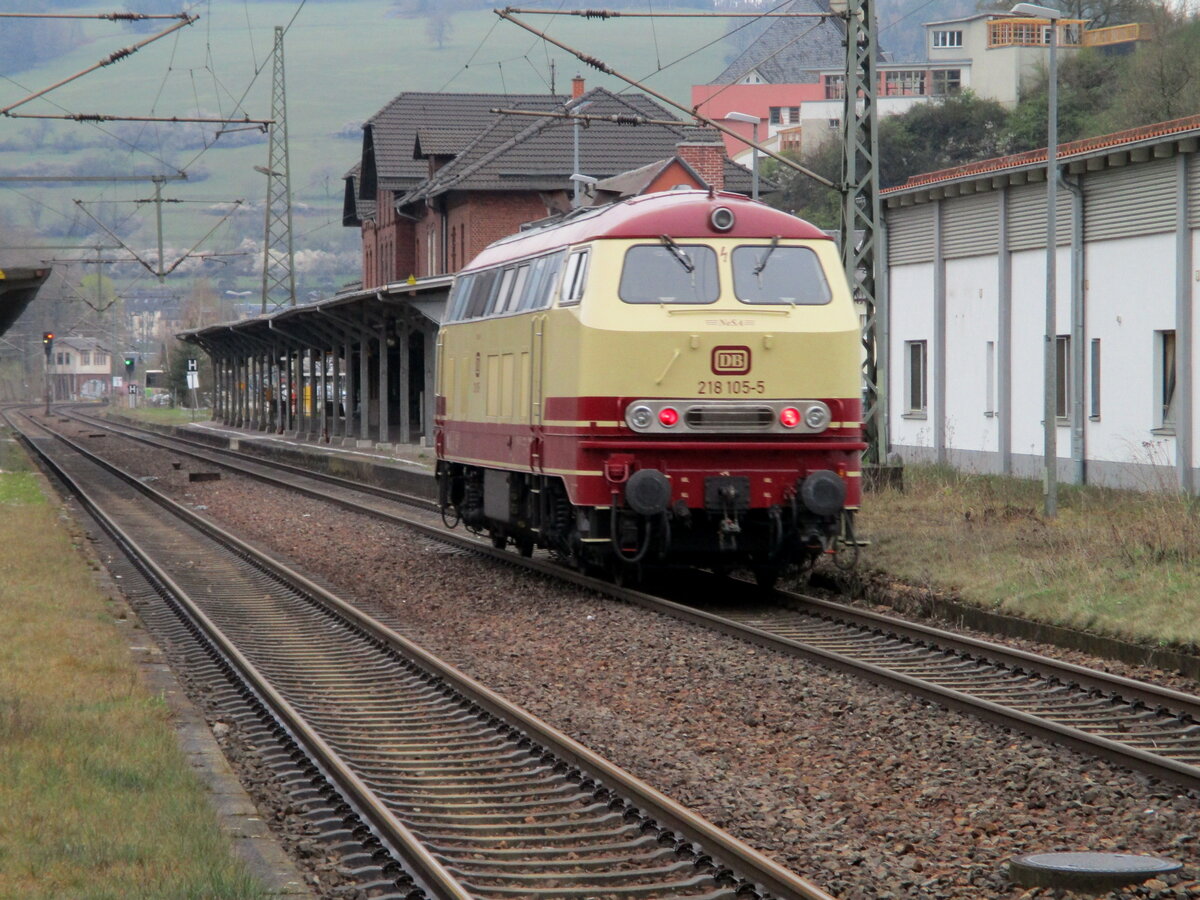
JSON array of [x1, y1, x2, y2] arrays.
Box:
[[753, 235, 780, 277], [659, 234, 694, 273]]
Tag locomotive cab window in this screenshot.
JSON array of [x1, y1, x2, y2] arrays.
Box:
[[618, 243, 719, 305], [732, 244, 831, 305], [559, 249, 590, 306]]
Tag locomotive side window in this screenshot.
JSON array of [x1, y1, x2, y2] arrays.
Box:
[[493, 267, 518, 316], [447, 274, 474, 322], [464, 268, 500, 319], [518, 251, 565, 311], [503, 265, 531, 314], [732, 245, 832, 305], [560, 249, 590, 306], [618, 244, 719, 304]]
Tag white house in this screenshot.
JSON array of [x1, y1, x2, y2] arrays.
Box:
[[47, 336, 113, 401], [881, 114, 1200, 492]]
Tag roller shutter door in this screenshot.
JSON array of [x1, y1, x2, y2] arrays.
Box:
[[1084, 158, 1176, 241], [1007, 182, 1072, 251], [886, 203, 935, 265], [942, 192, 999, 259]]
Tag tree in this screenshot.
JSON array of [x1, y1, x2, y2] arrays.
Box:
[[877, 91, 1012, 188], [761, 143, 842, 229], [1005, 48, 1124, 149], [426, 10, 453, 50], [1099, 12, 1200, 129]]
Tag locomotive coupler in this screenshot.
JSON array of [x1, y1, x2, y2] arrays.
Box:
[[717, 514, 741, 552]]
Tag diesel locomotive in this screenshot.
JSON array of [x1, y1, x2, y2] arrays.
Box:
[[435, 189, 865, 584]]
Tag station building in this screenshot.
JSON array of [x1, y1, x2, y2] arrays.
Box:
[[882, 114, 1200, 493]]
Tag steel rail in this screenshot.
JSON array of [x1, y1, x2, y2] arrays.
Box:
[[58, 409, 1200, 792], [14, 409, 837, 900], [6, 410, 472, 900], [61, 406, 436, 510]]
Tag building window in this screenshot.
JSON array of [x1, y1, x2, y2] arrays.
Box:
[[80, 351, 90, 365], [932, 29, 962, 48], [824, 75, 845, 100], [779, 127, 803, 154], [1055, 335, 1070, 421], [884, 70, 926, 96], [905, 340, 927, 415], [787, 106, 800, 124], [768, 107, 782, 125], [930, 69, 961, 96], [1089, 339, 1101, 420], [1156, 330, 1177, 431], [828, 118, 841, 129]]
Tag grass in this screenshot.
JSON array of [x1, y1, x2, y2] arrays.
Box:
[[0, 433, 269, 899], [856, 464, 1200, 649]]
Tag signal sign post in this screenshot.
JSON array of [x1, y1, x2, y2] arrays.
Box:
[[42, 331, 54, 415], [186, 360, 199, 420]]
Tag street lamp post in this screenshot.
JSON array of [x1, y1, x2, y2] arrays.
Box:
[[1012, 3, 1062, 517], [725, 111, 760, 201]]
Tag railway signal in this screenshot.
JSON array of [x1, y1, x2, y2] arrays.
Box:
[[42, 331, 54, 357]]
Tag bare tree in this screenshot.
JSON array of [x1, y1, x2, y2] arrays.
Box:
[[426, 10, 453, 50]]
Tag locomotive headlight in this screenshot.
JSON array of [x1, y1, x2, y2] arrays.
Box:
[[804, 403, 831, 430], [628, 404, 654, 430]]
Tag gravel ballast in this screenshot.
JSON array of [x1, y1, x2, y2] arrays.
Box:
[[59, 419, 1200, 899]]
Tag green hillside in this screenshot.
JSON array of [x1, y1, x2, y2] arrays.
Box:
[[0, 3, 730, 296]]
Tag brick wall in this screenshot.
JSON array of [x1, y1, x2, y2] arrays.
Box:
[[364, 190, 552, 282], [462, 192, 550, 261], [676, 140, 726, 191]]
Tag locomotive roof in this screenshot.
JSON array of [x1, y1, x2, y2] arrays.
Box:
[[464, 191, 830, 271]]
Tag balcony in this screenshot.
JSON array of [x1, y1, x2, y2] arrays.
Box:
[[1082, 22, 1154, 47], [988, 18, 1085, 48]]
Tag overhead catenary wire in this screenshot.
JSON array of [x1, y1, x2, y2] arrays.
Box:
[[494, 9, 837, 190], [0, 15, 199, 116]]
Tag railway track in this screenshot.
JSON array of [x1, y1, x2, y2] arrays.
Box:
[[47, 409, 1200, 794], [8, 407, 832, 900]]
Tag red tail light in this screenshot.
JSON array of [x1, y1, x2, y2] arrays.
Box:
[[779, 407, 801, 428], [658, 407, 679, 427]]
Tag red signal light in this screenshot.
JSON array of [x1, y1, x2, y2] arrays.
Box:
[[779, 407, 801, 428], [658, 407, 679, 427]]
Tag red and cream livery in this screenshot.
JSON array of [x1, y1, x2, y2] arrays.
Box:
[[435, 189, 864, 583]]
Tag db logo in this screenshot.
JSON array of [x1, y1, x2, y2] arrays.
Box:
[[711, 345, 751, 375]]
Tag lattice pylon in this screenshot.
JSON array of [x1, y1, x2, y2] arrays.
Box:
[[840, 0, 885, 464], [261, 25, 296, 313]]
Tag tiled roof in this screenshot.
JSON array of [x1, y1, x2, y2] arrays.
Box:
[[363, 92, 561, 191], [884, 113, 1200, 194], [414, 128, 484, 159], [710, 0, 847, 85], [397, 88, 737, 205]]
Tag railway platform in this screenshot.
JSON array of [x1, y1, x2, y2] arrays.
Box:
[[121, 413, 436, 499]]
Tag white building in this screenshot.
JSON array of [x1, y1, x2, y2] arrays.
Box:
[[881, 114, 1200, 492], [47, 336, 113, 401]]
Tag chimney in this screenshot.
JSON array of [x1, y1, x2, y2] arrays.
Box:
[[571, 75, 585, 99], [676, 136, 726, 192]]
